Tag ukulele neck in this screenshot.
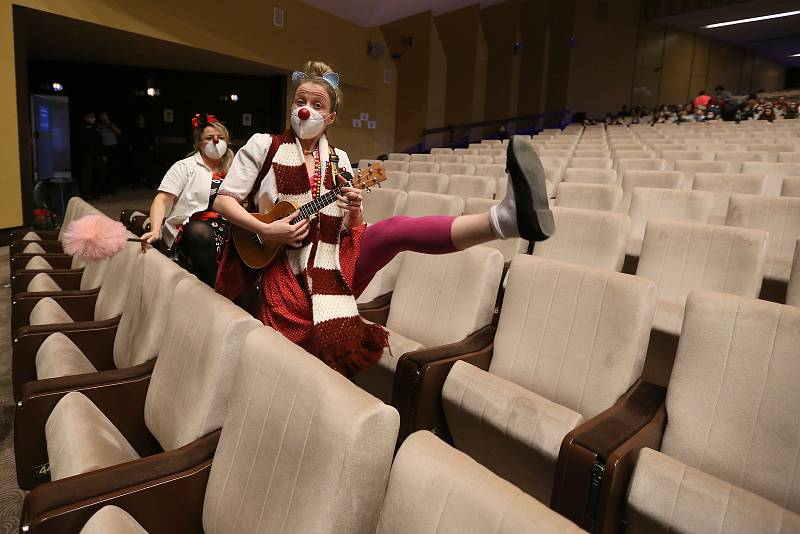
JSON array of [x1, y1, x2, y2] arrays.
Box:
[[290, 184, 346, 224]]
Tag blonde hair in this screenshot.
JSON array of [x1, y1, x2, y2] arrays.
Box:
[[301, 60, 343, 112], [189, 121, 233, 173]]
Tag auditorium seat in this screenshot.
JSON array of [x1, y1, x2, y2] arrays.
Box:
[[613, 149, 655, 161], [478, 148, 504, 157], [692, 172, 768, 225], [626, 291, 800, 533], [376, 432, 585, 534], [562, 167, 618, 185], [439, 162, 475, 176], [410, 153, 435, 163], [388, 153, 410, 162], [783, 177, 800, 197], [626, 188, 714, 257], [788, 238, 800, 307], [461, 154, 494, 165], [725, 194, 800, 286], [433, 154, 461, 164], [31, 326, 399, 534], [454, 148, 479, 157], [11, 246, 109, 299], [532, 207, 629, 272], [363, 188, 407, 224], [745, 143, 797, 161], [441, 255, 655, 503], [406, 172, 449, 194], [354, 247, 503, 422], [778, 151, 800, 163], [554, 183, 622, 211], [661, 150, 713, 170], [619, 170, 688, 213], [380, 160, 408, 173], [408, 161, 440, 174], [573, 149, 609, 158], [672, 160, 731, 184], [430, 147, 453, 155], [741, 162, 800, 196], [383, 170, 409, 191], [714, 150, 768, 173], [463, 198, 528, 262], [617, 158, 667, 174], [568, 157, 613, 170], [446, 175, 495, 200], [474, 163, 506, 179]]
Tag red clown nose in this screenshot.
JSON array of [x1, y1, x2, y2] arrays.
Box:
[[298, 107, 310, 120]]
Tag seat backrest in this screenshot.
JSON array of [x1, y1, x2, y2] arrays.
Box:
[[430, 147, 453, 155], [440, 162, 475, 176], [93, 240, 147, 321], [532, 207, 630, 272], [407, 161, 440, 174], [474, 163, 506, 179], [380, 160, 408, 173], [363, 188, 407, 224], [636, 220, 767, 306], [202, 327, 399, 534], [446, 175, 495, 200], [113, 250, 190, 368], [387, 247, 503, 347], [383, 170, 409, 191], [144, 277, 261, 451], [376, 431, 584, 534], [402, 191, 464, 216], [620, 170, 687, 213], [554, 183, 622, 211], [778, 152, 800, 164], [489, 255, 656, 418], [725, 194, 800, 264], [568, 157, 613, 169], [788, 237, 800, 306], [478, 148, 504, 157], [461, 154, 494, 165], [673, 160, 731, 184], [387, 153, 410, 162], [692, 172, 768, 224], [406, 172, 449, 194], [563, 167, 617, 185], [784, 177, 800, 197], [662, 290, 800, 513], [59, 197, 93, 240], [544, 167, 563, 187], [661, 150, 711, 169], [614, 150, 654, 161], [628, 188, 714, 255], [573, 150, 610, 158], [454, 148, 478, 156], [435, 154, 463, 164], [617, 158, 667, 174], [741, 162, 800, 196], [463, 198, 528, 261], [714, 150, 767, 173], [410, 153, 434, 162]]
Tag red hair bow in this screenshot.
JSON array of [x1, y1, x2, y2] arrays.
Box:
[[191, 113, 218, 128]]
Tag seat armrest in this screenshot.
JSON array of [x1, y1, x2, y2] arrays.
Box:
[[12, 269, 84, 295], [12, 253, 73, 272], [357, 292, 393, 326], [551, 380, 667, 533], [10, 229, 59, 241], [12, 318, 120, 401], [11, 240, 63, 255], [392, 324, 496, 444], [14, 361, 158, 490], [21, 429, 219, 534], [12, 289, 100, 331]]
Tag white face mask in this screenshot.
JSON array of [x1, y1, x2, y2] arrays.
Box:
[[291, 106, 331, 139], [202, 139, 227, 160]]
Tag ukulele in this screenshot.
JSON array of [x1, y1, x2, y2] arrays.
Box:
[[232, 160, 386, 269]]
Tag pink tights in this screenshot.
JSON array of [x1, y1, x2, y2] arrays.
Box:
[[353, 216, 457, 292]]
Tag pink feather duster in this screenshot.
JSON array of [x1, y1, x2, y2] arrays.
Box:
[[62, 214, 135, 261]]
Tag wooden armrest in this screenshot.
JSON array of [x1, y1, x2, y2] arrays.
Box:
[[551, 380, 667, 533], [10, 229, 58, 241], [15, 361, 158, 490], [21, 429, 219, 534], [12, 269, 84, 295], [12, 289, 100, 331], [357, 292, 393, 326], [12, 253, 73, 272], [12, 318, 120, 400], [392, 324, 496, 444], [11, 241, 63, 255]]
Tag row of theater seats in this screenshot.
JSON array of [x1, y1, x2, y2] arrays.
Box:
[[9, 196, 800, 532], [7, 198, 587, 533]]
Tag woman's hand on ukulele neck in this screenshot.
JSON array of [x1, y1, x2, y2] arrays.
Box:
[[259, 211, 310, 248]]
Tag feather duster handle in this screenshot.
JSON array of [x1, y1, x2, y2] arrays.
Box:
[[62, 214, 146, 260]]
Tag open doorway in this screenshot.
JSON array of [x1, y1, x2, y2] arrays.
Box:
[[30, 93, 71, 181]]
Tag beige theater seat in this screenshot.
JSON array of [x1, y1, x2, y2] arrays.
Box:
[[410, 153, 434, 162], [617, 158, 667, 174], [380, 160, 408, 173], [442, 256, 656, 503], [573, 149, 610, 158], [779, 151, 800, 163], [474, 163, 506, 179], [661, 150, 712, 170], [34, 326, 399, 534], [383, 170, 409, 190], [626, 188, 714, 257], [454, 148, 478, 156], [439, 162, 475, 176], [363, 188, 407, 224], [741, 162, 800, 196], [568, 157, 613, 170], [407, 161, 440, 174], [626, 291, 800, 534], [619, 170, 688, 213], [788, 238, 800, 306], [16, 276, 260, 496], [376, 432, 585, 534], [461, 154, 493, 165], [562, 167, 618, 185], [387, 152, 410, 162], [714, 150, 767, 173], [433, 154, 461, 164], [746, 143, 797, 161], [554, 183, 622, 211], [446, 175, 495, 200], [354, 247, 503, 436], [478, 148, 504, 157], [430, 147, 453, 155], [463, 198, 528, 262], [692, 172, 768, 225], [405, 172, 449, 194], [11, 246, 108, 298], [614, 150, 655, 161], [783, 176, 800, 197], [725, 194, 800, 285], [672, 160, 730, 184], [532, 207, 630, 272]]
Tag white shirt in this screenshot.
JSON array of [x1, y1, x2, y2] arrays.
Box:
[[157, 151, 216, 247]]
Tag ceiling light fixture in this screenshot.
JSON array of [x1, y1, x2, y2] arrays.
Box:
[[790, 53, 800, 57], [703, 10, 800, 28]]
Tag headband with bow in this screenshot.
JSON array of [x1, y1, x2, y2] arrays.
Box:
[[192, 113, 218, 129]]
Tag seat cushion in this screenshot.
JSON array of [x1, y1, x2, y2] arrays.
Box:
[[22, 230, 42, 241], [442, 361, 584, 503], [80, 506, 148, 534], [29, 297, 74, 326], [36, 333, 98, 380], [27, 273, 62, 293], [25, 255, 53, 270], [352, 327, 425, 403], [627, 448, 800, 534], [46, 392, 140, 481], [23, 242, 47, 254], [651, 300, 685, 336]]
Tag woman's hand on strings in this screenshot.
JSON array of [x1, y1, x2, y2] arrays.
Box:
[[336, 175, 362, 217], [262, 211, 309, 248]]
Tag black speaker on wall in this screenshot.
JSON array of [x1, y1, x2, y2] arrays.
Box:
[[368, 41, 385, 58]]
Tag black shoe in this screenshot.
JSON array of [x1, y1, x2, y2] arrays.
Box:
[[506, 136, 554, 241]]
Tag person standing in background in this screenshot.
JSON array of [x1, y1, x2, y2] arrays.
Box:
[[76, 111, 107, 200], [129, 113, 156, 188], [97, 111, 122, 194]]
